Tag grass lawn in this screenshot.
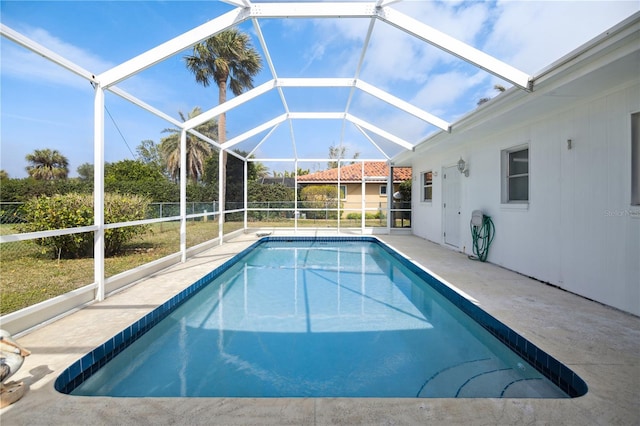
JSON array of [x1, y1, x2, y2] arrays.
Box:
[[0, 217, 405, 316], [0, 220, 239, 315]]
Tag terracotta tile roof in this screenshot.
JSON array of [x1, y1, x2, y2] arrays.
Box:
[[297, 162, 411, 183]]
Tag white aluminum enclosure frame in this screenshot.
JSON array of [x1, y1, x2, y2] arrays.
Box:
[[0, 1, 534, 315]]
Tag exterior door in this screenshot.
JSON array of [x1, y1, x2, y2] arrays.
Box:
[[442, 165, 461, 247]]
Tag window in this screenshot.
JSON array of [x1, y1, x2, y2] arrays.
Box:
[[339, 185, 347, 201], [380, 185, 387, 196], [422, 171, 433, 202], [502, 146, 529, 203], [632, 112, 639, 205]]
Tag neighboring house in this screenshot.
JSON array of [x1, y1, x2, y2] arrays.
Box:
[[393, 13, 640, 316], [297, 162, 411, 216]]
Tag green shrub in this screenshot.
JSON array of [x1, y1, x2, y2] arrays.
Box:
[[299, 185, 340, 220], [246, 181, 294, 220], [19, 193, 150, 258], [346, 211, 385, 220]]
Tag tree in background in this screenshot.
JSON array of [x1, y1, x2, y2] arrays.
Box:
[[398, 178, 412, 201], [104, 159, 178, 202], [25, 148, 69, 180], [0, 170, 8, 180], [203, 150, 258, 206], [328, 145, 360, 169], [136, 139, 167, 176], [105, 160, 165, 185], [160, 107, 216, 183], [76, 162, 95, 181], [185, 28, 263, 210]]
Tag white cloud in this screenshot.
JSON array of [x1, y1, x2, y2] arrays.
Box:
[[1, 26, 114, 89], [2, 25, 185, 109], [412, 69, 488, 112], [484, 1, 639, 74], [394, 1, 491, 45]]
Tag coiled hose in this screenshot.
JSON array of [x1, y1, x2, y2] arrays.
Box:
[[470, 214, 495, 262]]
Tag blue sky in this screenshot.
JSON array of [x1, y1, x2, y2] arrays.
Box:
[[1, 0, 638, 178]]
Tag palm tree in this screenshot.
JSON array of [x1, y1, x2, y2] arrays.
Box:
[[25, 148, 69, 180], [252, 161, 269, 179], [160, 107, 217, 182], [184, 28, 263, 208], [477, 84, 507, 106]]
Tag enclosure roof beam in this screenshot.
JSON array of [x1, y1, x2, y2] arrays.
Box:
[[376, 0, 403, 7], [187, 129, 222, 151], [376, 6, 532, 90], [247, 2, 530, 91], [355, 80, 451, 131], [1, 23, 98, 84], [223, 114, 288, 150], [98, 7, 250, 87], [108, 87, 183, 128], [183, 79, 277, 129], [248, 2, 377, 19], [346, 114, 414, 151], [353, 123, 391, 160], [186, 77, 443, 131], [248, 121, 283, 158], [277, 78, 356, 88], [221, 0, 251, 7], [288, 112, 347, 120]]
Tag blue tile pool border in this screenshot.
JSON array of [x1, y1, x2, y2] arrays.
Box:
[[54, 236, 587, 397]]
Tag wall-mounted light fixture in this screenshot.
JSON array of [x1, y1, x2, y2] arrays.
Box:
[[457, 157, 469, 177], [567, 139, 573, 150]]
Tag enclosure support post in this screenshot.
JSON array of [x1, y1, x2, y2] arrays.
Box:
[[243, 159, 248, 231], [387, 164, 393, 232], [218, 148, 224, 245], [337, 160, 341, 234], [294, 159, 298, 232], [180, 129, 187, 262], [361, 161, 365, 232], [93, 84, 105, 301]]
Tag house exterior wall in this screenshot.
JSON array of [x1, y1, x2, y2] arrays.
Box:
[[341, 183, 397, 214], [410, 80, 640, 316]]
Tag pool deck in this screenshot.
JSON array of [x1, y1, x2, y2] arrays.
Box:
[[1, 232, 638, 425]]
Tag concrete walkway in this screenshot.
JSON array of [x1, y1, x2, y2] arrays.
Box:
[[1, 232, 638, 425]]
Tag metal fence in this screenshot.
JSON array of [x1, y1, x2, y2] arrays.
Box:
[[1, 200, 411, 228], [0, 202, 23, 225]]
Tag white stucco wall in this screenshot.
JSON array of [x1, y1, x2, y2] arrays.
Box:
[[410, 80, 640, 316]]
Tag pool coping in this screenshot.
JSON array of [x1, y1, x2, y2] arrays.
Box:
[[1, 232, 638, 425]]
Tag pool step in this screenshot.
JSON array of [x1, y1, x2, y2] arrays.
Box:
[[417, 358, 562, 398]]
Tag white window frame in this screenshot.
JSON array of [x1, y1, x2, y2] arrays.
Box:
[[379, 184, 387, 196], [422, 171, 433, 202], [501, 144, 529, 204]]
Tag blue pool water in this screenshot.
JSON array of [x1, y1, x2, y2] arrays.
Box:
[[56, 237, 587, 398]]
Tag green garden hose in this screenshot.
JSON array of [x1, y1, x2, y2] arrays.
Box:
[[470, 214, 495, 262]]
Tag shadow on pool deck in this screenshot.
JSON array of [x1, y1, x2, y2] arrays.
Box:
[[1, 232, 638, 425]]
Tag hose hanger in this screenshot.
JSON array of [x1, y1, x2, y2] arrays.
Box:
[[469, 210, 495, 262]]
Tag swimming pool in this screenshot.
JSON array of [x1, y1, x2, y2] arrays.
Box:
[[55, 237, 587, 398]]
